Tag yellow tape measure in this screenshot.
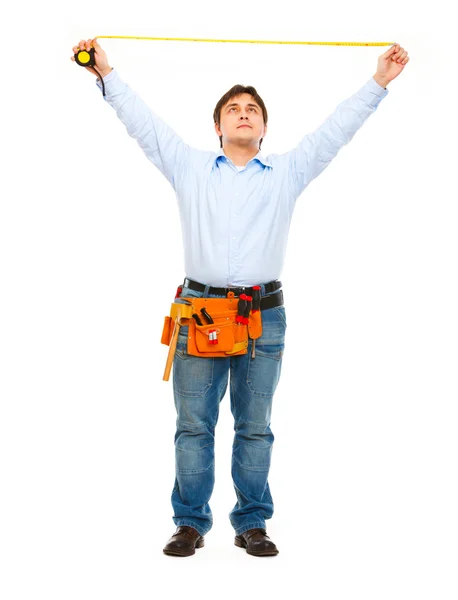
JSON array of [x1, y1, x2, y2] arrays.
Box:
[[93, 36, 395, 46], [75, 36, 394, 67], [74, 36, 395, 96]]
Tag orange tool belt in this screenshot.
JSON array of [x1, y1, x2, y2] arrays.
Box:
[[161, 289, 263, 381]]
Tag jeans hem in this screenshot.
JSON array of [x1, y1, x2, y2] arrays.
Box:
[[233, 522, 267, 537], [174, 519, 211, 537]]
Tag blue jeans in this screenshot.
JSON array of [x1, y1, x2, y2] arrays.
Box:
[[170, 282, 287, 537]]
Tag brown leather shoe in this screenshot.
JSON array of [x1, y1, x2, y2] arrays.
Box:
[[163, 526, 205, 557], [234, 527, 279, 556]]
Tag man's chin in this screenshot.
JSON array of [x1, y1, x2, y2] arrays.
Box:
[[224, 136, 259, 149], [234, 136, 256, 145]]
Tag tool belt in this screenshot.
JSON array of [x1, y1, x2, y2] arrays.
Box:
[[161, 279, 284, 380]]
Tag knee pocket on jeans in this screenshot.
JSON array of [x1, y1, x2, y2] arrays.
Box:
[[232, 456, 270, 472], [175, 423, 215, 475], [176, 460, 214, 475], [232, 444, 272, 471]]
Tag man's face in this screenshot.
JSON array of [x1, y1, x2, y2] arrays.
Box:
[[215, 93, 267, 148]]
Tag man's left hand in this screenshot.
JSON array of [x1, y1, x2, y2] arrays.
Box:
[[375, 43, 410, 87]]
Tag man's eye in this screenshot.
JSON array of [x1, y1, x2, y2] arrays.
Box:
[[229, 107, 256, 112]]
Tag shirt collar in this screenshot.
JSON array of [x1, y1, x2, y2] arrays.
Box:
[[215, 148, 273, 169]]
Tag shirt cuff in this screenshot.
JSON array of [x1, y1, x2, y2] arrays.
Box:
[[95, 68, 118, 94], [356, 76, 389, 108]]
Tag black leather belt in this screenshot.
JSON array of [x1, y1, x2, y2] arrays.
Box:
[[182, 277, 284, 310]]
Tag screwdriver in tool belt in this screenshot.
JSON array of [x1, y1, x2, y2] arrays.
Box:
[[236, 294, 247, 324], [251, 286, 261, 312], [251, 287, 261, 358], [192, 313, 204, 325], [200, 308, 214, 324], [243, 295, 252, 324]]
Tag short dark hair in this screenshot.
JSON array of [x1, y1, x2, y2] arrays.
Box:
[[213, 84, 268, 150]]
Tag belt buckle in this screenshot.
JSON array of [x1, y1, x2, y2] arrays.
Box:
[[226, 285, 244, 296]]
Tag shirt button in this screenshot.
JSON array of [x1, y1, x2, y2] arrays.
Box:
[[232, 236, 235, 240], [236, 193, 239, 196]]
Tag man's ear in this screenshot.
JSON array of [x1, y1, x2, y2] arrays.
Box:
[[214, 122, 222, 137]]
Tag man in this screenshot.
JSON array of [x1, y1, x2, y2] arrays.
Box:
[[71, 38, 409, 557]]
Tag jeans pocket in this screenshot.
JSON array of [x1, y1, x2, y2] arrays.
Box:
[[246, 342, 284, 398], [180, 286, 203, 298], [273, 305, 287, 328], [173, 337, 214, 397], [174, 286, 204, 307]]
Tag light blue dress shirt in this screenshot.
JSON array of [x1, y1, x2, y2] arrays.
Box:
[[96, 69, 388, 287]]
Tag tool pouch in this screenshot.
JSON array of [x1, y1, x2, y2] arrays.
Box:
[[161, 292, 262, 358]]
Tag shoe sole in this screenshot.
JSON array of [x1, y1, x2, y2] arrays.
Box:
[[234, 536, 279, 556], [163, 538, 205, 557]]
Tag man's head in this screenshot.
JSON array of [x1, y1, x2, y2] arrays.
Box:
[[213, 85, 268, 151]]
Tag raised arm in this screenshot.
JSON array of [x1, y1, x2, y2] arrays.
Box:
[[287, 43, 409, 199], [286, 76, 389, 198], [94, 68, 189, 189], [72, 38, 189, 190]]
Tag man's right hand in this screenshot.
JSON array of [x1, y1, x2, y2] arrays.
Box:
[[71, 38, 112, 79]]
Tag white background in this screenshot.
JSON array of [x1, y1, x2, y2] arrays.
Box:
[[1, 1, 456, 598]]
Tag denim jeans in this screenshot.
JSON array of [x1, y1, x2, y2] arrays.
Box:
[[170, 282, 287, 537]]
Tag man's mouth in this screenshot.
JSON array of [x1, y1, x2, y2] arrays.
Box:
[[237, 125, 251, 129]]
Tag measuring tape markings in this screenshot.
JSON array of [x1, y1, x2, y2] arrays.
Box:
[[74, 37, 396, 95], [75, 36, 395, 65]]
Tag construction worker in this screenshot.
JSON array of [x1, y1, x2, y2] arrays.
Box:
[[71, 38, 409, 557]]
